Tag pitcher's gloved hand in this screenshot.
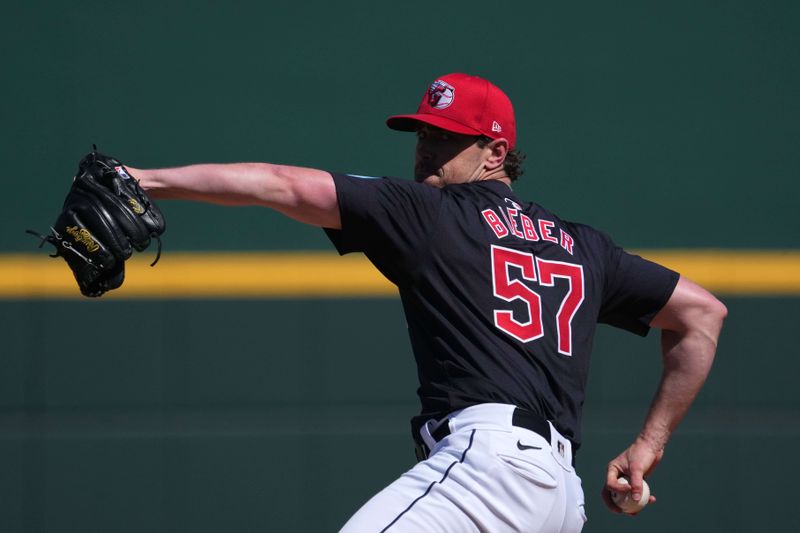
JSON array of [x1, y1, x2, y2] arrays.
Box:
[[27, 146, 166, 297]]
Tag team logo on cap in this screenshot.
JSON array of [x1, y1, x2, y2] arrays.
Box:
[[427, 80, 455, 110]]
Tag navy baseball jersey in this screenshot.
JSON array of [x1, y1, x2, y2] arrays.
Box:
[[325, 173, 679, 448]]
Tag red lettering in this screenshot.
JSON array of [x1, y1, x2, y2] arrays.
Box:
[[491, 247, 586, 354], [560, 230, 574, 255], [491, 246, 543, 342], [538, 219, 558, 243], [536, 258, 584, 356], [482, 209, 509, 238], [520, 214, 539, 241]]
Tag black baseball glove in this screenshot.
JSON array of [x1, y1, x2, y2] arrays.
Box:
[[28, 146, 166, 297]]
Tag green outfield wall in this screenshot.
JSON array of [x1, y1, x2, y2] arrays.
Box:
[[2, 298, 798, 532], [3, 1, 799, 532]]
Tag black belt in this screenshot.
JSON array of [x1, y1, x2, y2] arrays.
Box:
[[414, 407, 575, 465]]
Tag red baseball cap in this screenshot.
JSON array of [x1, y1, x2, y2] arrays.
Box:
[[386, 73, 517, 149]]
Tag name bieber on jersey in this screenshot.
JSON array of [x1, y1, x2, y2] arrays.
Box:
[[481, 199, 576, 255]]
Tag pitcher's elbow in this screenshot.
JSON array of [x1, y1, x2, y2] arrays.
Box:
[[709, 296, 728, 324]]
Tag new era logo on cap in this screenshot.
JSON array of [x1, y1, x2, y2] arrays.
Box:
[[386, 73, 517, 149]]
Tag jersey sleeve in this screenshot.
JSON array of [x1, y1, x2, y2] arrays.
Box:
[[597, 235, 680, 336], [323, 172, 443, 285]]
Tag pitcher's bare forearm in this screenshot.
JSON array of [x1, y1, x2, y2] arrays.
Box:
[[603, 276, 726, 510], [641, 277, 726, 451], [129, 163, 341, 229]]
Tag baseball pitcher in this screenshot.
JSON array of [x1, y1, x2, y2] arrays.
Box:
[[33, 73, 726, 532]]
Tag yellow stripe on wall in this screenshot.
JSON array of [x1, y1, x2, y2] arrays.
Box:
[[0, 252, 396, 299], [1, 250, 799, 299], [638, 250, 800, 295]]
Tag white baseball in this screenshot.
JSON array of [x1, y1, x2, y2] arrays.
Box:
[[610, 476, 650, 514]]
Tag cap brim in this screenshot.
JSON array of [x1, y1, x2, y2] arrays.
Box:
[[386, 114, 483, 137]]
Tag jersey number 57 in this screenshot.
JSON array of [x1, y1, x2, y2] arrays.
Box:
[[491, 245, 585, 356]]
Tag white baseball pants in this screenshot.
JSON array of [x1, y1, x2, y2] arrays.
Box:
[[340, 403, 587, 532]]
